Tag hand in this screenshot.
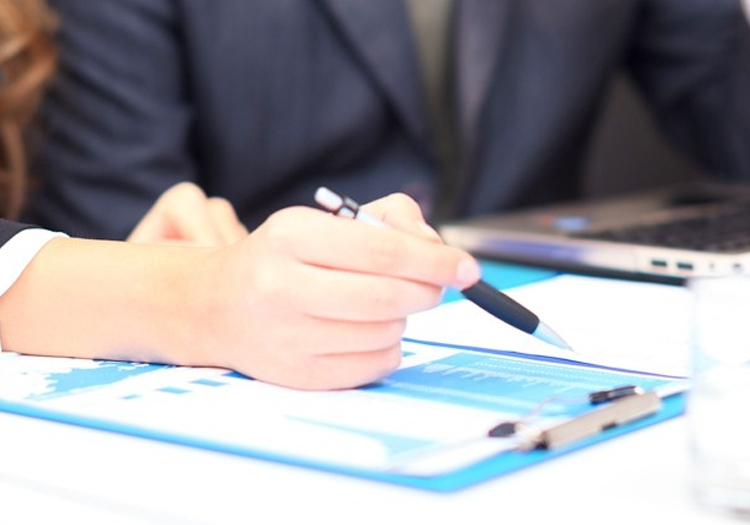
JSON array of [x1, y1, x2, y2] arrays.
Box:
[[0, 193, 479, 391], [197, 193, 481, 390], [127, 182, 248, 246]]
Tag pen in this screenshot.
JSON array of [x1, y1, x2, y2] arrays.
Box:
[[314, 187, 574, 351]]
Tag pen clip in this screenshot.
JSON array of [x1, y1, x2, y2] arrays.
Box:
[[333, 195, 361, 219], [314, 187, 386, 227]]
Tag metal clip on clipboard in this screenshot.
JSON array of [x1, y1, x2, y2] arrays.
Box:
[[517, 390, 662, 451], [385, 389, 665, 477]]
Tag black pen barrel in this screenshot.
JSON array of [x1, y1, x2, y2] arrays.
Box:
[[461, 280, 539, 334]]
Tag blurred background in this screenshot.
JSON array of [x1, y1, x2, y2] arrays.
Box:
[[585, 0, 750, 199], [582, 74, 705, 199]]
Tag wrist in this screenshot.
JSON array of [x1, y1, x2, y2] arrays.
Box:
[[0, 237, 220, 367]]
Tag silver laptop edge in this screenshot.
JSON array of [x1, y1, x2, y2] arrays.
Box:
[[439, 183, 750, 280]]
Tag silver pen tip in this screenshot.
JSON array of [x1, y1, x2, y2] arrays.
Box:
[[532, 322, 575, 352]]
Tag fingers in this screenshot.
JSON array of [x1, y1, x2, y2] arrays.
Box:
[[207, 197, 249, 244], [362, 192, 442, 242], [249, 345, 404, 391], [127, 182, 247, 246], [225, 313, 406, 390], [128, 183, 220, 244], [259, 207, 480, 290], [304, 346, 403, 391], [246, 313, 407, 357], [267, 263, 445, 321], [126, 206, 170, 244], [203, 195, 481, 391]]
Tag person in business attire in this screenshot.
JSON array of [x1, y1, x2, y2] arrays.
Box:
[[25, 0, 750, 242], [0, 0, 479, 391]]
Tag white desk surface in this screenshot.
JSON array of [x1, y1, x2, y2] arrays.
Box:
[[0, 409, 746, 525]]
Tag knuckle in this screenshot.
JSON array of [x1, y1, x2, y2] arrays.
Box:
[[169, 181, 204, 199], [246, 264, 279, 305], [388, 192, 421, 211], [422, 246, 463, 286], [367, 235, 403, 273], [377, 341, 404, 375], [208, 196, 234, 214], [243, 256, 298, 310], [382, 318, 408, 343], [382, 192, 425, 220], [260, 209, 301, 248], [422, 285, 445, 310], [367, 283, 403, 314]]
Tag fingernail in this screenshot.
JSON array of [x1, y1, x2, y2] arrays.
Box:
[[456, 258, 481, 287]]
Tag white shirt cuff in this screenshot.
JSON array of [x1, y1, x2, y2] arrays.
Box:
[[0, 228, 68, 351]]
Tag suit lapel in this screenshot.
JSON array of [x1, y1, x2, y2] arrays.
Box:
[[319, 0, 511, 171], [319, 0, 428, 147], [455, 0, 512, 157]]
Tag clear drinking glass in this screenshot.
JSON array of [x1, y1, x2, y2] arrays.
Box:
[[688, 274, 750, 516]]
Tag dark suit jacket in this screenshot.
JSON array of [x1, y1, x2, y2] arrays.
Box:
[[0, 220, 31, 246], [26, 0, 750, 239]]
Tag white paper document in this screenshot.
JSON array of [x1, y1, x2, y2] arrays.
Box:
[[405, 274, 693, 378], [0, 273, 691, 482], [0, 339, 684, 478]]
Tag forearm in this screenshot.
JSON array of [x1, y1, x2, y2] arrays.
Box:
[[0, 237, 217, 366], [0, 198, 480, 390]]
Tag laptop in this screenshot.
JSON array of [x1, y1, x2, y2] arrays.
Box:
[[439, 182, 750, 281]]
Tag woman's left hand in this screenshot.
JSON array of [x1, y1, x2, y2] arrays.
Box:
[[127, 182, 248, 246]]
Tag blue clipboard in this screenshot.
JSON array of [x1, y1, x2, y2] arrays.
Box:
[[0, 262, 687, 493]]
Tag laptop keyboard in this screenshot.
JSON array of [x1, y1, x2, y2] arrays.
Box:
[[572, 204, 750, 252]]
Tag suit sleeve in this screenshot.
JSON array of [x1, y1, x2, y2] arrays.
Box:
[[25, 0, 196, 240], [626, 0, 750, 180]]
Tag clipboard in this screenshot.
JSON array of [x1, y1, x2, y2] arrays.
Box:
[[0, 343, 687, 493], [0, 262, 688, 493]]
